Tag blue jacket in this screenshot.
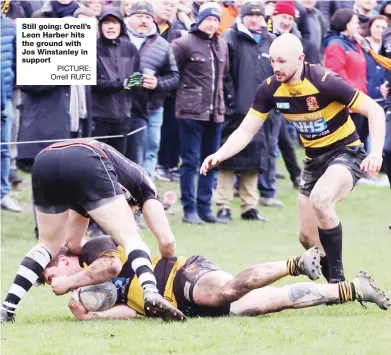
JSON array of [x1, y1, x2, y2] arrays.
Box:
[[1, 16, 16, 111], [364, 49, 386, 102]]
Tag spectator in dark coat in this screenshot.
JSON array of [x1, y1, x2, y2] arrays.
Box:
[[32, 0, 79, 18], [125, 2, 179, 178], [303, 0, 327, 62], [172, 2, 229, 225], [217, 2, 278, 223], [315, 0, 341, 29], [17, 0, 80, 171], [92, 6, 141, 154]]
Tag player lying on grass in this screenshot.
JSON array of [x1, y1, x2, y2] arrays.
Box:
[[39, 236, 390, 320], [1, 139, 184, 323]]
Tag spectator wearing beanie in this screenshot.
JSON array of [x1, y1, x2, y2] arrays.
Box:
[[124, 1, 179, 179], [324, 8, 368, 142], [217, 1, 281, 222], [266, 0, 304, 191], [172, 2, 229, 225]]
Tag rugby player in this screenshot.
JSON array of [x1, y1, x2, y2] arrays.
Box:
[[1, 139, 184, 323], [200, 33, 386, 284], [39, 236, 389, 320]]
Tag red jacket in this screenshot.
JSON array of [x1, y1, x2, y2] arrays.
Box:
[[324, 33, 367, 94]]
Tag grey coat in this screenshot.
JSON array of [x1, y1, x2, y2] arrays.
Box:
[[130, 30, 179, 110]]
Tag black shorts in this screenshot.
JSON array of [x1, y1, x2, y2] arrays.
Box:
[[32, 143, 123, 214], [173, 255, 231, 318], [299, 144, 367, 196]]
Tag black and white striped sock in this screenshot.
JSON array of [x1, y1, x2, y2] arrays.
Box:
[[126, 242, 158, 294], [2, 245, 51, 317]]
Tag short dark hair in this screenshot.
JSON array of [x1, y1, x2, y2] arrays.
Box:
[[360, 14, 389, 37], [330, 8, 356, 33], [35, 247, 74, 286]]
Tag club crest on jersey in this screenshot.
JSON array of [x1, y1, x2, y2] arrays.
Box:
[[306, 96, 319, 111]]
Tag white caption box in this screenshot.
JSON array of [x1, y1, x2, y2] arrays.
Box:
[[16, 18, 97, 85]]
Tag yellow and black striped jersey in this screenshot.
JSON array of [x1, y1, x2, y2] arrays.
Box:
[[79, 237, 187, 315], [250, 63, 364, 158]]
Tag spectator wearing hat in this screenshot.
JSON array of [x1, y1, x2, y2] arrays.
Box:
[[91, 6, 141, 154], [264, 1, 304, 191], [124, 1, 179, 179], [172, 2, 229, 224], [216, 1, 279, 223], [324, 8, 368, 143]]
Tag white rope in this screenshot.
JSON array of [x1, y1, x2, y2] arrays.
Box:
[[0, 126, 147, 145]]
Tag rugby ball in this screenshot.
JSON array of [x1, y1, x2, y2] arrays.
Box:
[[79, 282, 117, 312]]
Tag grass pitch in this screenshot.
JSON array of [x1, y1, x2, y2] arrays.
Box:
[[1, 161, 390, 355]]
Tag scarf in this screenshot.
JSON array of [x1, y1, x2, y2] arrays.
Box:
[[126, 23, 157, 50], [70, 85, 87, 132], [50, 1, 79, 18]]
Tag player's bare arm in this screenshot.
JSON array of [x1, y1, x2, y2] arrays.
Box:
[[142, 199, 176, 259], [51, 256, 122, 296], [353, 93, 386, 174], [200, 110, 266, 175], [68, 291, 137, 321]]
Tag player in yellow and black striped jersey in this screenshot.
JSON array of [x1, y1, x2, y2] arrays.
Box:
[[200, 33, 386, 286], [40, 236, 390, 320]]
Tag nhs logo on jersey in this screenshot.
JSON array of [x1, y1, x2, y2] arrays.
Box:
[[276, 102, 290, 110], [292, 118, 327, 134]]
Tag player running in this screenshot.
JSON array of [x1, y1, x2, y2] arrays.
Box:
[[200, 33, 386, 285], [1, 139, 184, 323], [39, 236, 389, 320]]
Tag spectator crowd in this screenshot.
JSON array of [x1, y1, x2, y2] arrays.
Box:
[[1, 0, 391, 230]]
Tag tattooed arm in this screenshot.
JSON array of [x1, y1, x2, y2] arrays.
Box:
[[67, 255, 122, 289], [51, 255, 122, 295]]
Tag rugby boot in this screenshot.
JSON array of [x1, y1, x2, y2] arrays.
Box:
[[0, 308, 15, 324], [296, 246, 321, 280], [144, 289, 186, 321], [351, 271, 390, 310]]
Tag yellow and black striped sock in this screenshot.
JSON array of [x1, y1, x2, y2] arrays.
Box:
[[287, 256, 301, 276], [338, 281, 356, 303]]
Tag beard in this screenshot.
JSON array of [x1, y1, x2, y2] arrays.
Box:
[[275, 70, 296, 83]]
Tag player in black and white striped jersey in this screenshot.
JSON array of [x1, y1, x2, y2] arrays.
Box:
[[1, 138, 183, 323]]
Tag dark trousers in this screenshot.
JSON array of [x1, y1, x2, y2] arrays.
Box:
[[258, 113, 283, 198], [93, 118, 132, 155], [351, 113, 369, 150], [278, 119, 302, 182], [158, 97, 180, 169], [385, 111, 391, 188], [179, 119, 222, 215], [126, 117, 147, 165]]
